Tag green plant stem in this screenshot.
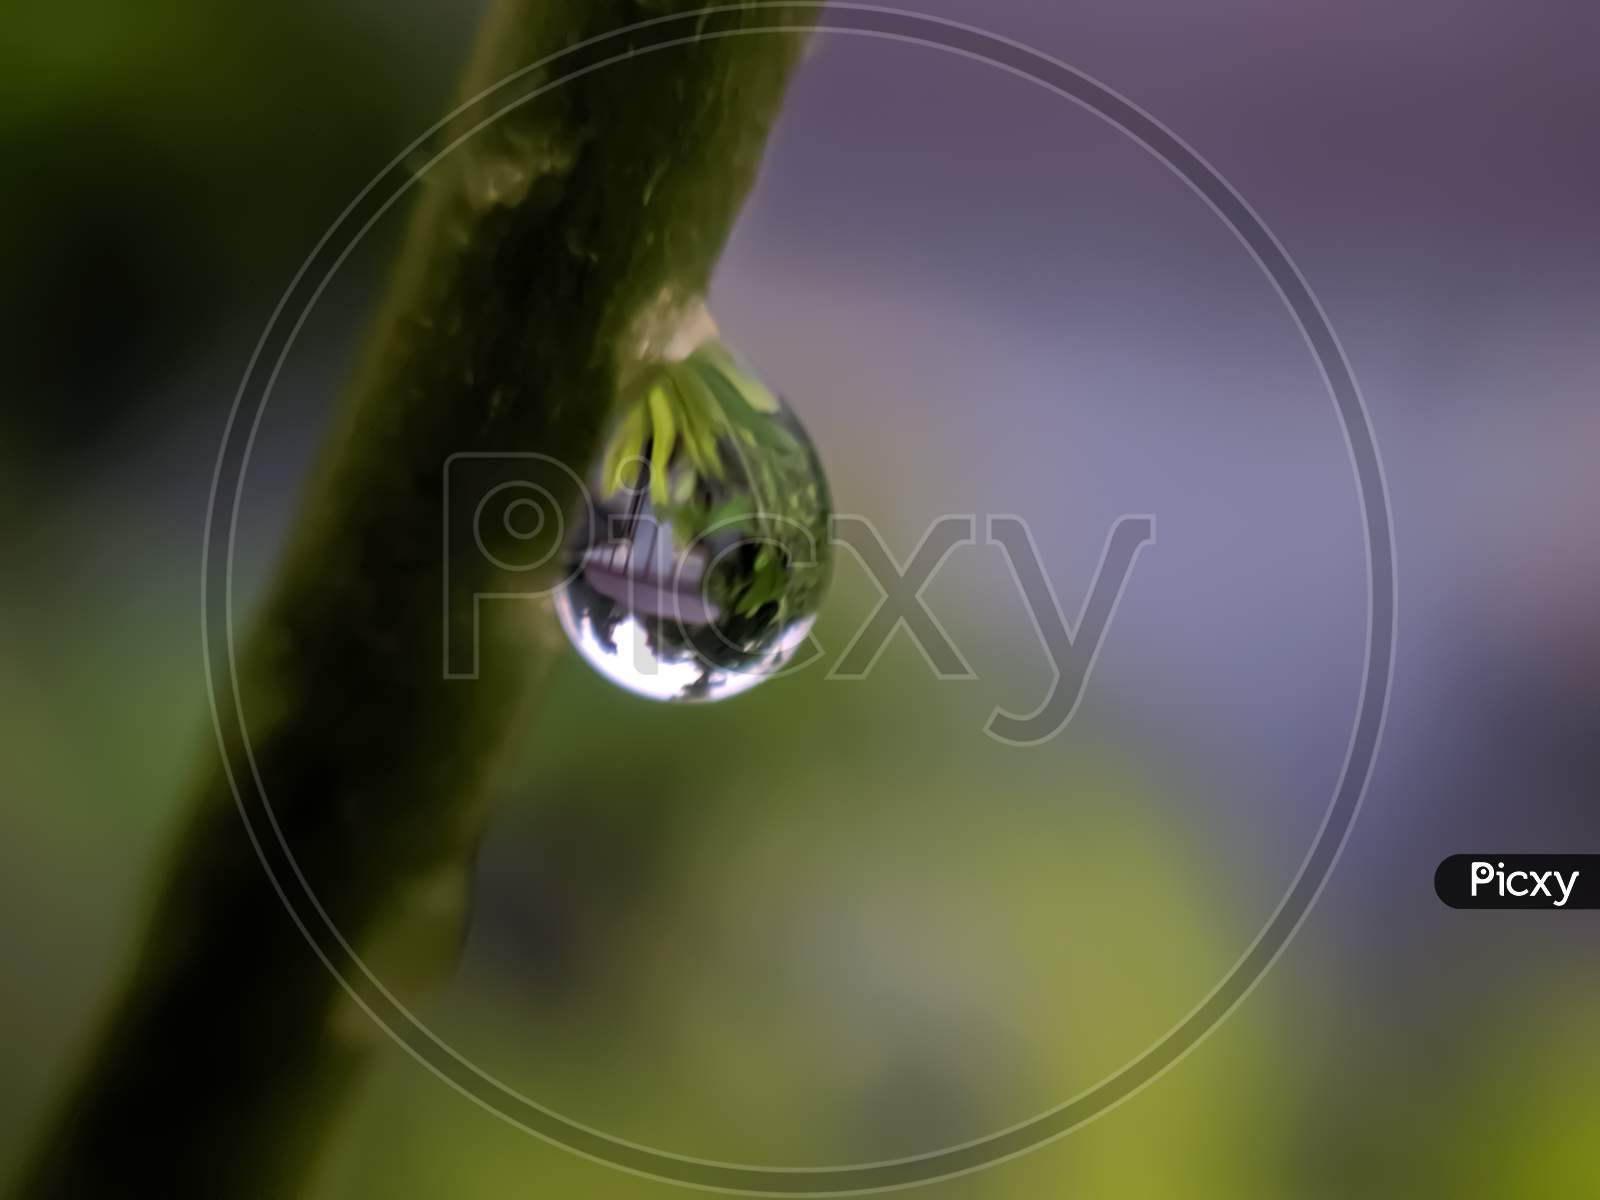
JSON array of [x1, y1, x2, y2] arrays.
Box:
[[17, 3, 815, 1194]]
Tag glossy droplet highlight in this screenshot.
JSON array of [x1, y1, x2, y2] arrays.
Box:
[[554, 333, 832, 702]]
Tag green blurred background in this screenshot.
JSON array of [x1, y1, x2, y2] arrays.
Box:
[[6, 0, 1599, 1195]]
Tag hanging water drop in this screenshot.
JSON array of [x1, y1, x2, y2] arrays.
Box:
[[554, 317, 832, 702]]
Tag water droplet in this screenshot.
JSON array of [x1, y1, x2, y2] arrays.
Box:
[[555, 325, 832, 702]]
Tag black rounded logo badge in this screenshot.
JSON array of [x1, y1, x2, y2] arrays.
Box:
[[1436, 855, 1597, 909]]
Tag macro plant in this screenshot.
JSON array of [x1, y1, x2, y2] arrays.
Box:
[[17, 3, 820, 1195]]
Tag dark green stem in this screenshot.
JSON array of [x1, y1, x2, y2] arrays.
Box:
[[17, 3, 814, 1194]]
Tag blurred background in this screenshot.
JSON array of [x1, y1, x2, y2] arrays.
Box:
[[5, 0, 1598, 1195]]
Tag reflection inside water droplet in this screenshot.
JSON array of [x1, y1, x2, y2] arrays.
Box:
[[554, 325, 832, 702]]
